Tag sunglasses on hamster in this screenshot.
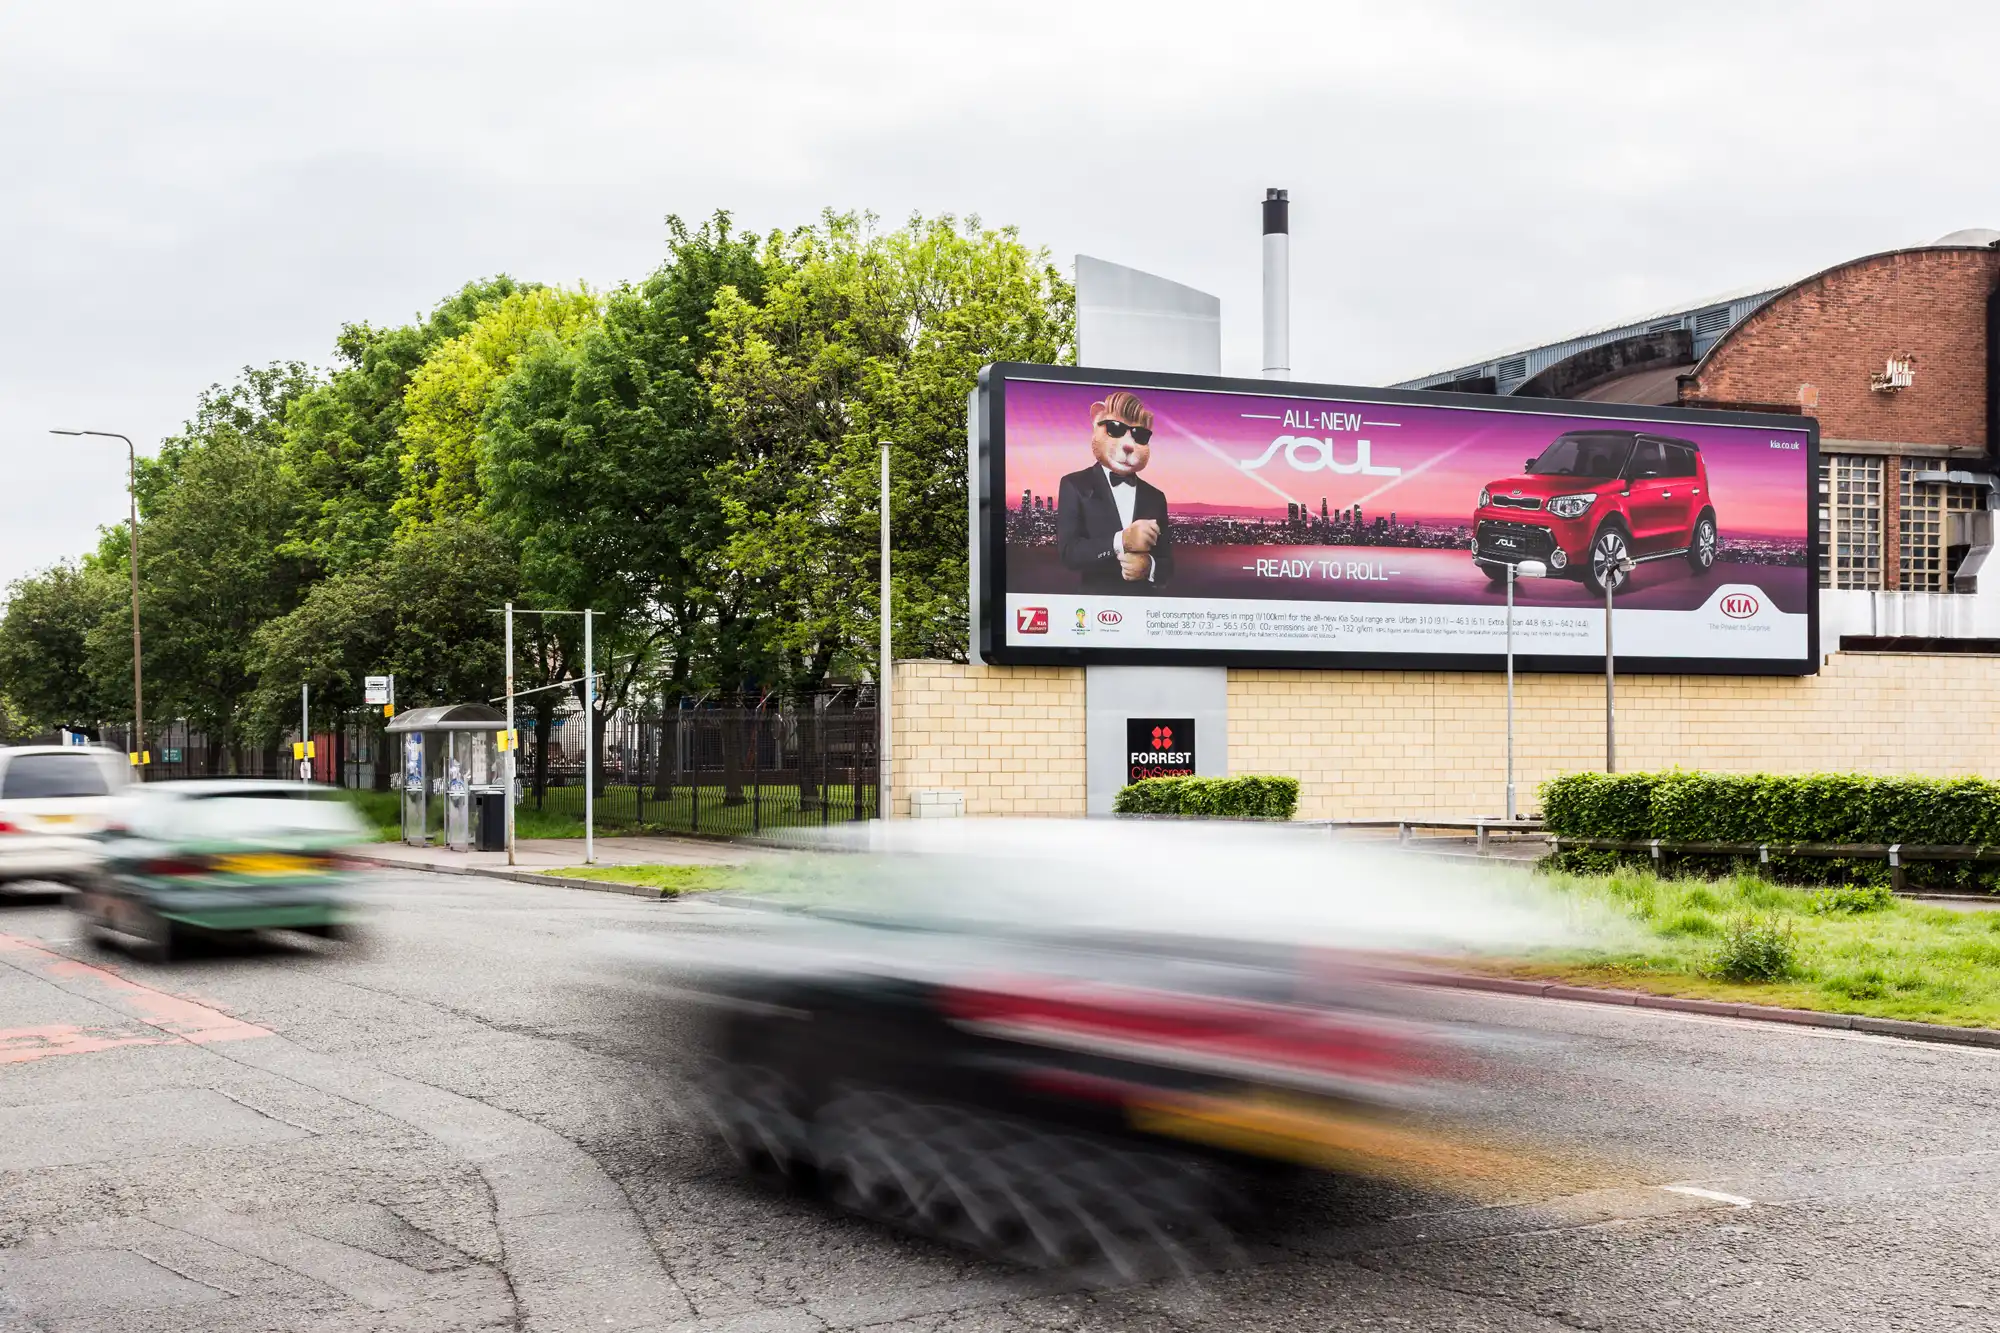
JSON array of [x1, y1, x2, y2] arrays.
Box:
[[1096, 419, 1154, 445]]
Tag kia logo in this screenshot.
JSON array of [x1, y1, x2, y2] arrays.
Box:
[[1097, 610, 1123, 625], [1720, 593, 1760, 619], [1016, 607, 1049, 634]]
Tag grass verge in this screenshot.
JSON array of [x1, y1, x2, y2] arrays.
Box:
[[536, 863, 743, 896], [1507, 867, 2000, 1029]]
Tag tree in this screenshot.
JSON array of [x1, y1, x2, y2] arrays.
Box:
[[0, 562, 123, 733], [247, 517, 524, 780], [482, 214, 770, 789], [119, 372, 315, 768], [704, 212, 1073, 681], [140, 361, 318, 511], [393, 285, 599, 532], [282, 277, 523, 575]]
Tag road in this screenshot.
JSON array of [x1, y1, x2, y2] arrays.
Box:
[[5, 870, 1999, 1331]]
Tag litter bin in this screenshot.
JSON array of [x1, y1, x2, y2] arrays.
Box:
[[473, 788, 507, 852]]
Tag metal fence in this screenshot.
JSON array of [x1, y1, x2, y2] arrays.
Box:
[[519, 695, 879, 838]]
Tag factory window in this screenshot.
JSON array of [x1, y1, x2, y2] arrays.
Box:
[[1498, 357, 1526, 383], [1820, 456, 1884, 589], [1693, 307, 1733, 336], [1898, 464, 1984, 592]]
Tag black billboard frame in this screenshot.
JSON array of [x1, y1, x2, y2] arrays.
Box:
[[972, 362, 1820, 676]]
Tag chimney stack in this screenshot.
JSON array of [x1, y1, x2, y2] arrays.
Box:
[[1262, 188, 1290, 380]]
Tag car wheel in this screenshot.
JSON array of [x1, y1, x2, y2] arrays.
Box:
[[1583, 525, 1632, 596], [1688, 513, 1718, 573], [131, 908, 177, 964]]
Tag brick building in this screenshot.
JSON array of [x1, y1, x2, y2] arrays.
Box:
[[1402, 229, 2000, 640]]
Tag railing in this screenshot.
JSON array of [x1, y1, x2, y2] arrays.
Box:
[[1548, 835, 2000, 891], [520, 699, 878, 839], [1312, 817, 1546, 850]]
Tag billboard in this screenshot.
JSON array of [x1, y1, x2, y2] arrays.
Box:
[[972, 364, 1818, 674]]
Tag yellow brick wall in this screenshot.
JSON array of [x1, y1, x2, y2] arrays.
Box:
[[1236, 653, 2000, 818], [894, 654, 2000, 818], [890, 660, 1086, 816]]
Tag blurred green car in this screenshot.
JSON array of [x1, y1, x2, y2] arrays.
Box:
[[73, 779, 366, 961]]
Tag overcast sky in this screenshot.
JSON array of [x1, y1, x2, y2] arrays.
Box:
[[4, 0, 1996, 588]]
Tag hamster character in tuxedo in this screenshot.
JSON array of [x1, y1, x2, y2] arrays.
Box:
[[1055, 390, 1174, 591]]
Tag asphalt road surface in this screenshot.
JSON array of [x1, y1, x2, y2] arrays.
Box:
[[5, 871, 1999, 1332]]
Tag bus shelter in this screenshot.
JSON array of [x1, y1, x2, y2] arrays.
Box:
[[385, 704, 508, 850]]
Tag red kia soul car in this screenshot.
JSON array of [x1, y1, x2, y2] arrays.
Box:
[[1472, 429, 1717, 594]]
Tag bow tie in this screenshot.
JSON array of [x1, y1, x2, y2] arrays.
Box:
[[1106, 472, 1135, 488]]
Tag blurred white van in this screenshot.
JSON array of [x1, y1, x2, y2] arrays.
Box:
[[0, 746, 129, 888]]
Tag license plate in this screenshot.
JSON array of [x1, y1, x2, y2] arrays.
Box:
[[216, 853, 315, 876], [37, 814, 75, 826]]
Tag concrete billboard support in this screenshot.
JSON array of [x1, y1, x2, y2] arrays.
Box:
[[1073, 255, 1228, 814]]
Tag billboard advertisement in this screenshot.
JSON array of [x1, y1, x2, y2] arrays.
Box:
[[972, 364, 1818, 674]]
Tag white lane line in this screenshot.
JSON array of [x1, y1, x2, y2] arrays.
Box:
[[1660, 1185, 1755, 1208]]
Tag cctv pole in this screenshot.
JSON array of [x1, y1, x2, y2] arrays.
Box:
[[584, 607, 595, 865], [879, 440, 892, 822], [1261, 189, 1290, 379], [504, 602, 516, 865], [1506, 564, 1517, 820]]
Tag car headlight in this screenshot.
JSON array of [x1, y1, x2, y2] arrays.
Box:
[[1546, 493, 1597, 519], [1478, 487, 1491, 508]]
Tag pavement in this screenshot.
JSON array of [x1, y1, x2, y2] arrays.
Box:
[[7, 870, 2000, 1330], [352, 833, 767, 877]]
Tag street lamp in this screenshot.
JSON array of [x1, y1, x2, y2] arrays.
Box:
[[51, 429, 143, 779], [1504, 559, 1548, 821], [1601, 552, 1637, 773]]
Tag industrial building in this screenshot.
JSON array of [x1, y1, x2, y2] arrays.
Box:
[[1398, 229, 2000, 645]]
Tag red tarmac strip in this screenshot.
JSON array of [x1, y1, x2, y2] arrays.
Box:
[[0, 931, 272, 1063]]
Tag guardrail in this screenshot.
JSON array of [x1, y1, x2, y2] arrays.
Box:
[[1547, 835, 2000, 890], [1310, 817, 1545, 850]]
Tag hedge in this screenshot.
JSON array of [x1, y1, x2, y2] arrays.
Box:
[[1539, 770, 2000, 890], [1113, 775, 1300, 820]]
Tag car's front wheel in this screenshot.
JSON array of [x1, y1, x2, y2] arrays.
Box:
[[1582, 525, 1632, 596], [1688, 512, 1718, 574]]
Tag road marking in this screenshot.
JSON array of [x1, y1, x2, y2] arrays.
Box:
[[1660, 1184, 1754, 1208], [0, 931, 271, 1060]]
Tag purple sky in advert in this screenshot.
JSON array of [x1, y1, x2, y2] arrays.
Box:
[[1003, 378, 1809, 538]]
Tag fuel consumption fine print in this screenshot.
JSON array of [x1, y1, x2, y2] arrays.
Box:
[[976, 364, 1816, 673]]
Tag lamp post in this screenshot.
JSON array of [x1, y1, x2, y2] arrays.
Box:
[[1505, 559, 1548, 821], [1602, 553, 1637, 773], [51, 430, 143, 778]]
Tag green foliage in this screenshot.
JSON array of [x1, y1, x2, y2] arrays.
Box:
[[283, 277, 524, 574], [247, 517, 521, 733], [1808, 883, 1895, 915], [131, 385, 313, 745], [1539, 769, 2000, 890], [704, 210, 1074, 677], [1704, 915, 1801, 982], [482, 214, 765, 696], [1537, 864, 2000, 1025], [395, 285, 599, 531], [1112, 775, 1299, 819], [0, 561, 125, 730], [11, 204, 1078, 764]]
